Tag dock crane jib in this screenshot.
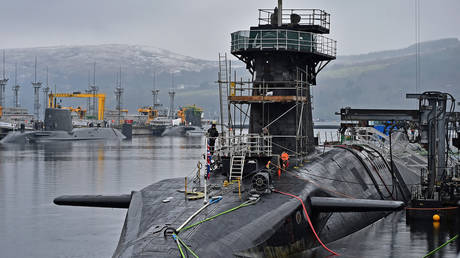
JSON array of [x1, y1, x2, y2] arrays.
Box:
[[48, 92, 106, 121]]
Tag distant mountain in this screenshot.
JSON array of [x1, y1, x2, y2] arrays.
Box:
[[1, 39, 459, 120], [314, 38, 460, 119], [0, 44, 220, 117]]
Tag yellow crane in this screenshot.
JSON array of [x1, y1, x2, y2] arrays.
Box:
[[48, 93, 106, 120], [137, 107, 158, 123]]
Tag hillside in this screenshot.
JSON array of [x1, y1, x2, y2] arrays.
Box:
[[0, 44, 220, 117], [314, 38, 460, 119], [1, 38, 459, 120]]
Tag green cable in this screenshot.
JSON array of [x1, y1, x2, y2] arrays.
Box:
[[178, 202, 252, 233], [423, 234, 458, 258], [173, 234, 186, 258], [173, 200, 256, 258], [176, 235, 200, 258]]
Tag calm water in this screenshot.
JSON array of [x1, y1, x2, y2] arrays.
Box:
[[0, 136, 458, 257]]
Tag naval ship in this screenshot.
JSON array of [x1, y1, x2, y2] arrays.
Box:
[[162, 105, 205, 137], [54, 1, 460, 257], [1, 108, 125, 143]]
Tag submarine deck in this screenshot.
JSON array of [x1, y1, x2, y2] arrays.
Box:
[[113, 144, 422, 257]]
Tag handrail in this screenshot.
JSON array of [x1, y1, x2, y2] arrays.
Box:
[[209, 134, 273, 157], [231, 29, 336, 57], [343, 127, 427, 161], [258, 9, 330, 30]]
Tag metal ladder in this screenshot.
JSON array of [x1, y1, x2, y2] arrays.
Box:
[[229, 155, 245, 182]]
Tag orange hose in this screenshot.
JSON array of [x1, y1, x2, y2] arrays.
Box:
[[274, 189, 339, 256]]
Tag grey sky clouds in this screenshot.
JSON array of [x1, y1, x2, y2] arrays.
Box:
[[1, 0, 459, 59]]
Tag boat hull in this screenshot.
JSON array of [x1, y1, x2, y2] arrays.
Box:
[[0, 128, 126, 144]]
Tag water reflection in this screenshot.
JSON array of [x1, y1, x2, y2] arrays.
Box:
[[0, 136, 457, 257], [0, 136, 204, 258], [298, 211, 457, 258]]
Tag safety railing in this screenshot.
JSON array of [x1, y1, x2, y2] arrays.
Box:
[[342, 127, 427, 160], [258, 9, 330, 30], [231, 29, 336, 57], [210, 134, 273, 157]]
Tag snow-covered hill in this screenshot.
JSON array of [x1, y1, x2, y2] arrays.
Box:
[[1, 39, 459, 120], [0, 44, 220, 115]]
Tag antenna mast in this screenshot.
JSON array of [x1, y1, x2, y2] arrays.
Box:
[[42, 66, 50, 114], [13, 63, 20, 107], [277, 0, 282, 26], [89, 62, 98, 118], [114, 66, 124, 125], [168, 73, 176, 119], [152, 71, 160, 109], [31, 57, 42, 120], [0, 50, 8, 108]]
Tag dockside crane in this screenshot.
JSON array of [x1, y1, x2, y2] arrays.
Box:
[[48, 92, 106, 120]]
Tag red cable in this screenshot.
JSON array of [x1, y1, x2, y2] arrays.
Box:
[[274, 189, 339, 256]]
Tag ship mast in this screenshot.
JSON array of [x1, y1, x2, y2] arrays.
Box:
[[152, 71, 159, 109], [168, 73, 175, 119], [31, 57, 42, 120], [13, 63, 20, 107], [0, 50, 9, 109], [42, 66, 50, 116], [114, 66, 124, 125]]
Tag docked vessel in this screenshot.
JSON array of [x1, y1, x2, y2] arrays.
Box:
[[0, 107, 34, 139], [162, 105, 205, 137], [151, 116, 170, 136], [1, 108, 125, 143], [54, 1, 459, 257]]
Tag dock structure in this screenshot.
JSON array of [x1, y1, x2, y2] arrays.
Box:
[[0, 50, 8, 109], [31, 57, 42, 120], [339, 92, 460, 218], [219, 3, 336, 160]]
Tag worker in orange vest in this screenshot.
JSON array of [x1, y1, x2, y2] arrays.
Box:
[[281, 152, 289, 172]]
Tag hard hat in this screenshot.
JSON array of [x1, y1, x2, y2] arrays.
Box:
[[212, 120, 217, 125], [281, 152, 289, 161]]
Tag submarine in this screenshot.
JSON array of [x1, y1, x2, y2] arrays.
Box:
[[162, 105, 205, 137], [0, 108, 125, 143], [54, 1, 459, 257]]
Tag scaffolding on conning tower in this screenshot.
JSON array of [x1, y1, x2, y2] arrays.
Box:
[[216, 55, 313, 160], [213, 3, 336, 166]]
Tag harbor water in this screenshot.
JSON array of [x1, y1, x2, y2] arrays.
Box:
[[0, 136, 457, 258]]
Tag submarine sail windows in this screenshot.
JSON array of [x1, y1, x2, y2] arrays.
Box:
[[287, 31, 298, 50], [277, 30, 287, 49], [299, 32, 313, 52]]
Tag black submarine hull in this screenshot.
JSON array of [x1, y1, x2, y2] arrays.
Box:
[[112, 143, 421, 257]]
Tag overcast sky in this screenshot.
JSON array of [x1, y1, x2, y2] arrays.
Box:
[[1, 0, 459, 60]]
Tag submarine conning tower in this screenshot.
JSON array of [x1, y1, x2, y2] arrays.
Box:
[[230, 1, 336, 157]]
